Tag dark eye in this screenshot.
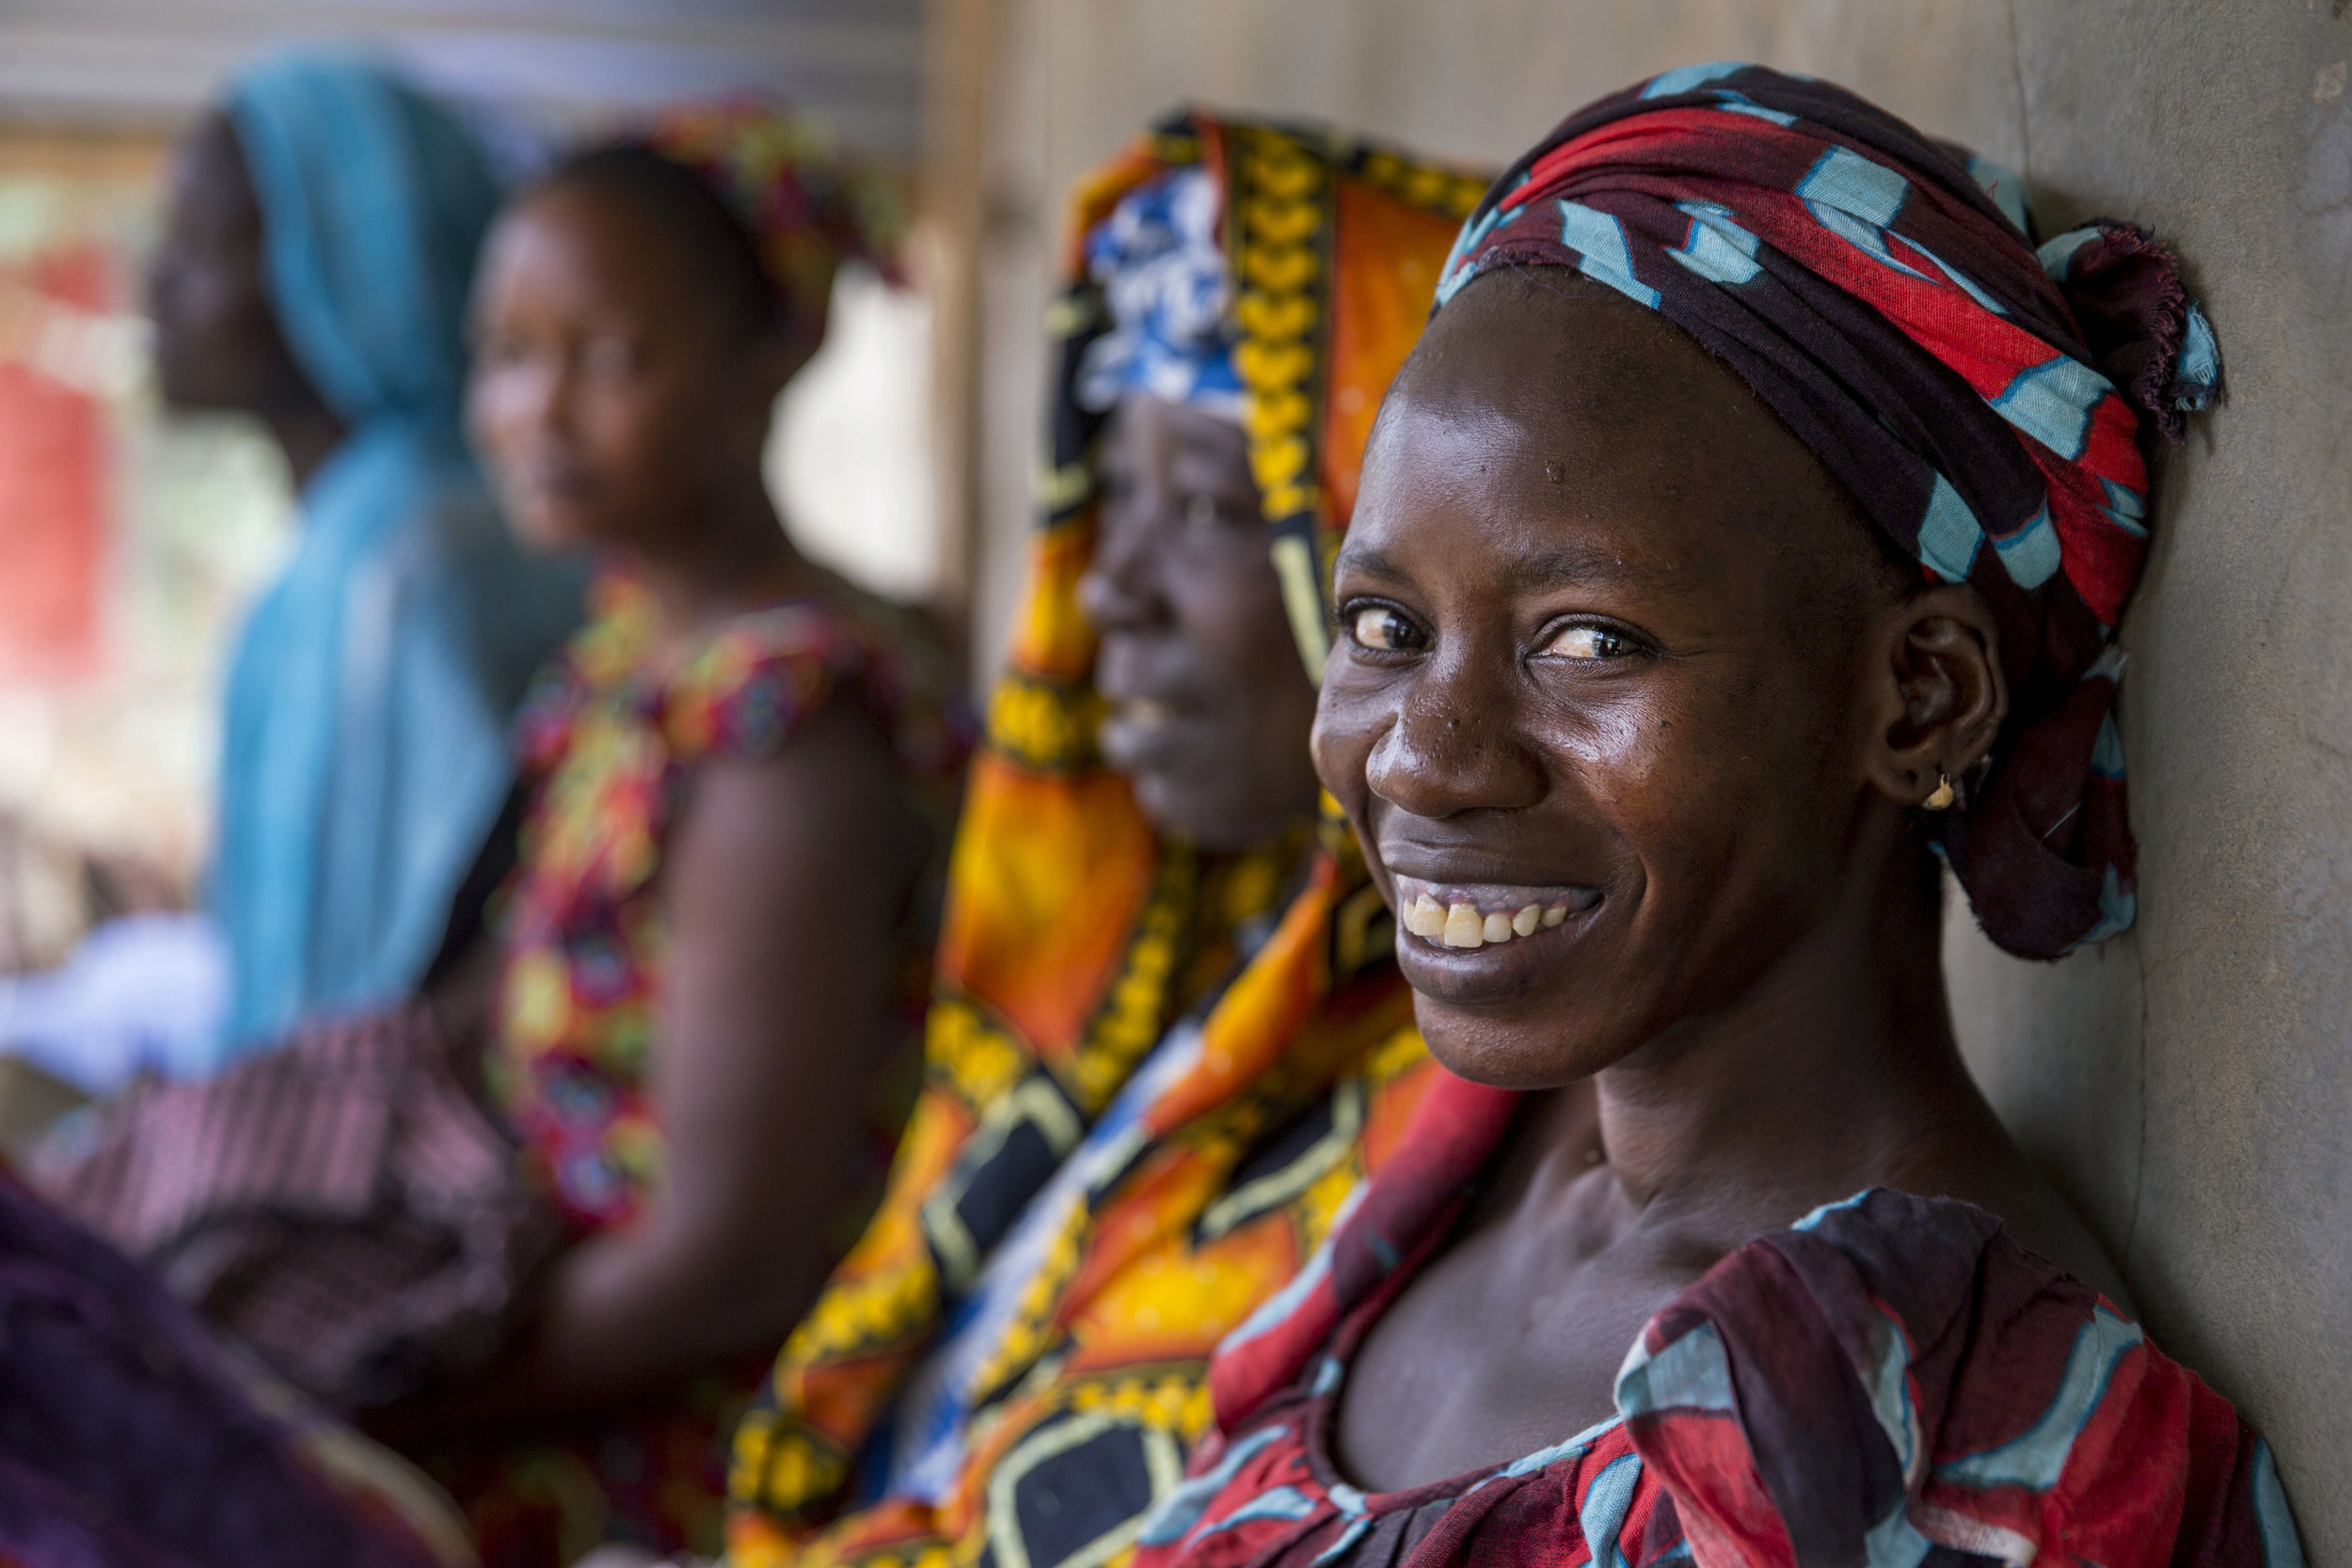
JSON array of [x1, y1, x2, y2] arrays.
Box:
[[1347, 604, 1426, 653], [582, 336, 640, 379], [1182, 491, 1253, 530], [475, 331, 525, 371], [1538, 623, 1634, 661]]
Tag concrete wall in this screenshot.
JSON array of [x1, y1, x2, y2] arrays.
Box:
[[964, 0, 2351, 1548]]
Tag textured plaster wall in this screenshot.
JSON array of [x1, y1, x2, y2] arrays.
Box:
[[967, 0, 2351, 1548]]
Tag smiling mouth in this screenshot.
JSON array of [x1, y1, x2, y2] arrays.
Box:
[[1110, 697, 1180, 728], [1096, 695, 1199, 769], [1100, 693, 1204, 745], [1390, 874, 1603, 951], [524, 469, 596, 502]]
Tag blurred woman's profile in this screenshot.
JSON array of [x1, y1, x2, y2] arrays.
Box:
[[0, 54, 583, 1087], [367, 113, 964, 1564]]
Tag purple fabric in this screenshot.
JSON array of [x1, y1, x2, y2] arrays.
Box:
[[0, 1175, 445, 1568]]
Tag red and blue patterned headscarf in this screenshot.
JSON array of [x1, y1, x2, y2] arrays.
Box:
[[1433, 63, 2220, 959]]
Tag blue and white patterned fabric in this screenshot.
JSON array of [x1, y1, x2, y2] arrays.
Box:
[[1074, 166, 1245, 421]]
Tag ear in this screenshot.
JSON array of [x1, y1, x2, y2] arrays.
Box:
[[729, 331, 809, 457], [1866, 582, 2008, 807], [749, 328, 814, 403]]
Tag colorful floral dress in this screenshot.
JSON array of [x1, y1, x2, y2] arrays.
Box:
[[428, 570, 966, 1568], [495, 572, 962, 1236]]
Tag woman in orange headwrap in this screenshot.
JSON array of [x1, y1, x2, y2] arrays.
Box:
[[716, 112, 1492, 1568]]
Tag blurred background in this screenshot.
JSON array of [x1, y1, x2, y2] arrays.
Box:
[[0, 0, 937, 969], [0, 0, 2345, 1543]]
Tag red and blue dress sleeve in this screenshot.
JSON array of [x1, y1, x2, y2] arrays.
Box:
[[1617, 1188, 2306, 1568]]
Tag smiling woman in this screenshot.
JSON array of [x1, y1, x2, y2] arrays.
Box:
[[1129, 65, 2299, 1568], [1324, 270, 1947, 1092]]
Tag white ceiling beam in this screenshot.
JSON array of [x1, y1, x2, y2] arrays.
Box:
[[0, 2, 925, 156]]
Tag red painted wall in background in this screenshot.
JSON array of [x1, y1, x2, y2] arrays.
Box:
[[0, 242, 110, 684]]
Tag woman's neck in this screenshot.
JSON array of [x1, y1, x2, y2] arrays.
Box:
[[1579, 826, 2007, 1241], [626, 478, 812, 637]]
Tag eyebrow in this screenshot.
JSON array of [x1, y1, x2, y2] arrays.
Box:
[[1335, 538, 1671, 594]]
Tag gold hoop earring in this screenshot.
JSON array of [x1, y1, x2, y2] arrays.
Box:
[[1923, 771, 1957, 812]]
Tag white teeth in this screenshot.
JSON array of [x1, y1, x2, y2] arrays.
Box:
[[1405, 888, 1585, 949]]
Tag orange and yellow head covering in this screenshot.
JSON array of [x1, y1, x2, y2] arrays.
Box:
[[724, 111, 1485, 1557]]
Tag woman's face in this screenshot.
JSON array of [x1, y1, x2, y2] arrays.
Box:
[[1315, 272, 1917, 1089], [467, 182, 781, 553], [1081, 395, 1324, 850], [146, 113, 312, 416]]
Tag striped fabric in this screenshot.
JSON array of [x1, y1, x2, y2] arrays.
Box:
[[1433, 64, 2222, 959], [36, 1001, 554, 1410], [1138, 1072, 2305, 1568]]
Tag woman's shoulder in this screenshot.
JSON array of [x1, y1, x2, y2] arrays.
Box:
[[661, 580, 968, 776], [1157, 1172, 2299, 1568], [1621, 1188, 2300, 1568]]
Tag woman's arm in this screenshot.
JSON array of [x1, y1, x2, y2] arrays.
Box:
[[382, 701, 925, 1433]]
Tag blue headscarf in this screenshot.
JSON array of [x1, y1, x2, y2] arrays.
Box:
[[212, 55, 583, 1049]]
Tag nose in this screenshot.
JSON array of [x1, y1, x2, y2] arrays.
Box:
[[1076, 490, 1171, 636], [1362, 633, 1547, 819]]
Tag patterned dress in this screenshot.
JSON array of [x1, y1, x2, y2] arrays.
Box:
[[428, 571, 965, 1568], [1132, 1072, 2307, 1568]]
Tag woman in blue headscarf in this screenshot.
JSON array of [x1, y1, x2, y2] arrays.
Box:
[[144, 54, 584, 1054]]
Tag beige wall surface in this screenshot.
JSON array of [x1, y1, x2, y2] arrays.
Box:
[[962, 0, 2352, 1549]]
